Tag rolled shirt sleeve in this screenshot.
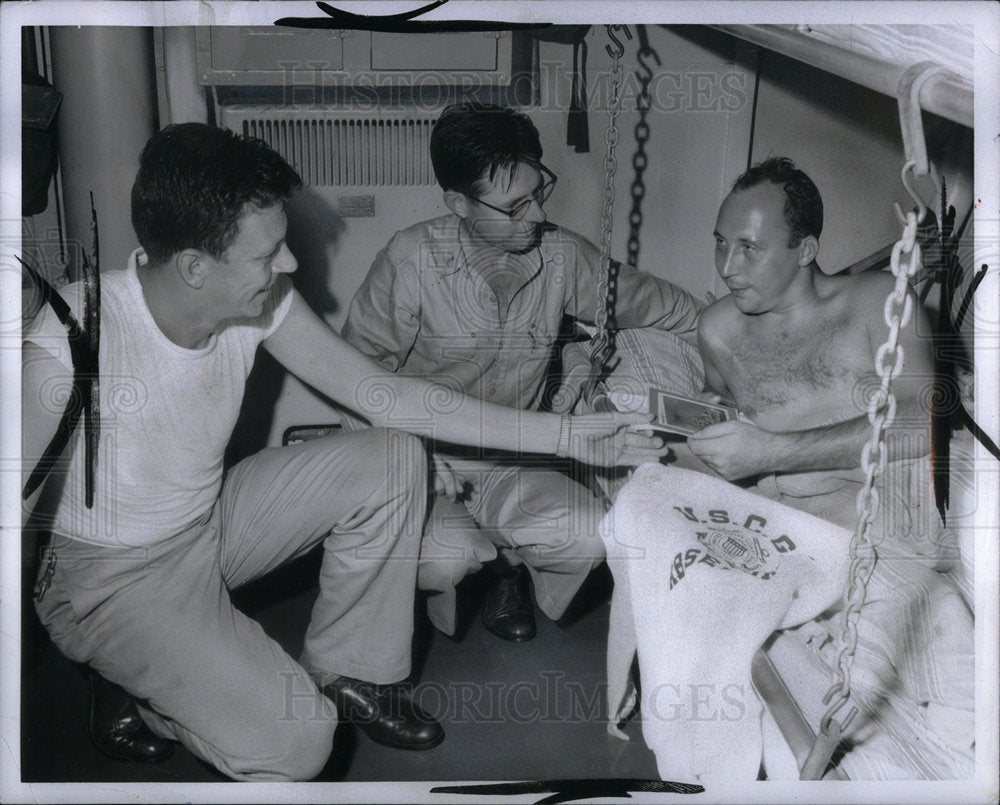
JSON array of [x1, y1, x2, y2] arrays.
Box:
[[561, 230, 703, 344], [341, 242, 421, 373]]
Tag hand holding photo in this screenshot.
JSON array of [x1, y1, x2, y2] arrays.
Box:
[[645, 387, 740, 437]]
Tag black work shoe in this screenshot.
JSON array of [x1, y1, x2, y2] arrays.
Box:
[[481, 564, 536, 642], [320, 676, 444, 750], [89, 672, 175, 764]]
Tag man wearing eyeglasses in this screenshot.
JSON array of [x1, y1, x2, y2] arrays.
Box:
[[342, 103, 702, 643]]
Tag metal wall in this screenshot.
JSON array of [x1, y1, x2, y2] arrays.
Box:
[[49, 27, 158, 278]]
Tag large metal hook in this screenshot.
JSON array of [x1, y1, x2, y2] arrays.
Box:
[[635, 26, 661, 78], [635, 24, 660, 68], [896, 61, 949, 178], [895, 160, 928, 226], [605, 25, 632, 59], [895, 62, 952, 226]]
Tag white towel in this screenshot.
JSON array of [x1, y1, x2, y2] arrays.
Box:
[[601, 463, 853, 782]]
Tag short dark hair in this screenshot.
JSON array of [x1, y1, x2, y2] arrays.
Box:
[[131, 123, 302, 265], [731, 157, 823, 247], [430, 103, 543, 196]]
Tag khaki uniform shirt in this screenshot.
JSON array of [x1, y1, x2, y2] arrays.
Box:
[[342, 214, 702, 412]]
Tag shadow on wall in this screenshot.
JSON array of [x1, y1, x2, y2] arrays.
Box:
[[285, 187, 346, 318], [224, 188, 346, 467]]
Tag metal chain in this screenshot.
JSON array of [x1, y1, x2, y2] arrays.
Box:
[[626, 27, 658, 269], [625, 114, 650, 268], [584, 30, 625, 406], [800, 161, 924, 780]]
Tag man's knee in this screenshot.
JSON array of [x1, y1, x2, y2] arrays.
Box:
[[528, 529, 606, 567], [418, 550, 485, 592], [479, 470, 605, 545], [418, 502, 497, 591], [276, 719, 336, 781], [383, 427, 425, 460], [230, 713, 335, 782], [525, 504, 607, 563], [367, 428, 427, 488]]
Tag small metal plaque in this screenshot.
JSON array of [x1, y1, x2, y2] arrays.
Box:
[[338, 195, 375, 217]]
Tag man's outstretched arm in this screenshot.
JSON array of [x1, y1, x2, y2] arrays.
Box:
[[264, 289, 669, 469]]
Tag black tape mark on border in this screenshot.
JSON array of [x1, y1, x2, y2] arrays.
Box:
[[430, 778, 704, 803], [276, 0, 553, 33]]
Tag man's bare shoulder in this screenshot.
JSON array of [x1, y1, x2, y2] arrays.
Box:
[[851, 268, 896, 290], [818, 269, 898, 326], [696, 296, 743, 363], [822, 268, 896, 300], [697, 295, 741, 336]]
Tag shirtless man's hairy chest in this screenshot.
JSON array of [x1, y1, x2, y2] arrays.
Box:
[[706, 277, 883, 430]]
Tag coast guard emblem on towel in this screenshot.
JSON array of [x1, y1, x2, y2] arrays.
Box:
[[696, 527, 769, 573], [667, 506, 797, 590]]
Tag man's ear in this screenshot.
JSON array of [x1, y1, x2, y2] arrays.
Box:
[[443, 190, 471, 219], [797, 235, 819, 267], [175, 250, 207, 289]]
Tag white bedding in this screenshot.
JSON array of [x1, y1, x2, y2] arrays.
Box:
[[601, 462, 975, 781], [566, 327, 977, 781]]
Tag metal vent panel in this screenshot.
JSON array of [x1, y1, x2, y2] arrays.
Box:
[[236, 113, 436, 187]]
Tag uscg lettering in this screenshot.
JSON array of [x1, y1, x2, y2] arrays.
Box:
[[667, 506, 797, 590]]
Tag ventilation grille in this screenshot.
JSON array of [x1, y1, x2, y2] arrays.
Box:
[[241, 116, 436, 187]]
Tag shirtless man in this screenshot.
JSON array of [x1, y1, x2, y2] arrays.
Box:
[[676, 157, 973, 776], [687, 156, 932, 503]]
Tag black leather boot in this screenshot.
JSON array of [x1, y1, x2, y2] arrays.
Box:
[[319, 675, 444, 750], [481, 564, 536, 642], [89, 672, 175, 763]]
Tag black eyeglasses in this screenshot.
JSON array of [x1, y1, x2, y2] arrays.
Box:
[[469, 165, 558, 221]]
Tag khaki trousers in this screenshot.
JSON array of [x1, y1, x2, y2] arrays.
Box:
[[418, 456, 607, 634], [35, 428, 427, 781]]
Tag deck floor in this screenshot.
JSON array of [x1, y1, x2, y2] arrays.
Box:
[[19, 550, 660, 788]]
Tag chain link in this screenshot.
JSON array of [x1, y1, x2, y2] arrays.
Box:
[[594, 57, 623, 342], [804, 181, 923, 779], [584, 44, 625, 404], [626, 35, 657, 269]]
